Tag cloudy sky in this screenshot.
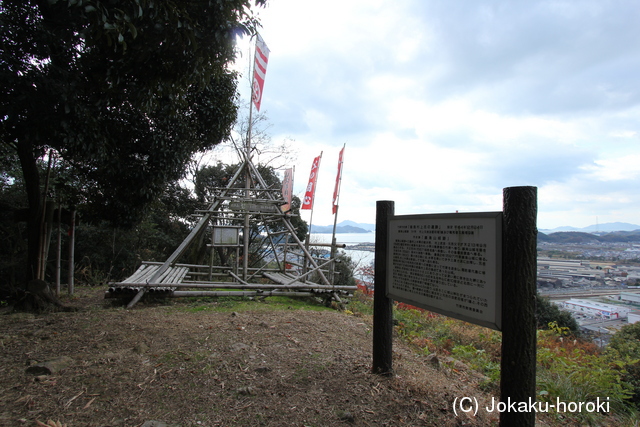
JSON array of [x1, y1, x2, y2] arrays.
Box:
[[228, 0, 640, 230]]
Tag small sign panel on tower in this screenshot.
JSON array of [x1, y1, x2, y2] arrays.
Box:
[[213, 227, 239, 246]]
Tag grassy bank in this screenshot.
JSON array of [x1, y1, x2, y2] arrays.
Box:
[[347, 289, 639, 426]]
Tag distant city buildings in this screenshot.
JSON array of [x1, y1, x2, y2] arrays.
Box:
[[536, 242, 640, 337], [559, 299, 630, 320], [536, 256, 640, 290]]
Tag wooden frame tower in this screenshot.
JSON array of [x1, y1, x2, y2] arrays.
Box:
[[106, 153, 355, 308]]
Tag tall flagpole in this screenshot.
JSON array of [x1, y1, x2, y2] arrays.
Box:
[[330, 144, 345, 285], [243, 33, 269, 279], [331, 144, 346, 239], [242, 37, 256, 280]]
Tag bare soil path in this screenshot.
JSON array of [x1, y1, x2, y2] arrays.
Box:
[[0, 288, 500, 427]]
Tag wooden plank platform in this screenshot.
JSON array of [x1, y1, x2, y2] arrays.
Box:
[[262, 272, 324, 288], [262, 272, 357, 292], [106, 266, 355, 301], [107, 263, 190, 300], [115, 263, 189, 287]]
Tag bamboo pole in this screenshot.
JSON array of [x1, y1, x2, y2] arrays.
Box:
[[246, 159, 332, 287], [126, 164, 247, 308], [37, 152, 54, 281], [274, 258, 334, 286], [329, 144, 345, 286], [243, 34, 258, 282], [171, 291, 316, 298], [112, 282, 357, 291], [55, 203, 61, 297], [68, 209, 76, 295]]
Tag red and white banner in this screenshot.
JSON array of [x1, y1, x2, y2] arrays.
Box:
[[332, 145, 345, 214], [281, 168, 293, 213], [252, 34, 270, 111], [301, 154, 322, 210]]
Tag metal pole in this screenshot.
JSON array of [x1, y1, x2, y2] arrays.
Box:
[[500, 186, 537, 427], [372, 200, 394, 375]]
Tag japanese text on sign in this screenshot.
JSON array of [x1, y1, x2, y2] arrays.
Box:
[[387, 213, 502, 330]]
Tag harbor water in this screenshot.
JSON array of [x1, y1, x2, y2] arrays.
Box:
[[310, 232, 375, 270]]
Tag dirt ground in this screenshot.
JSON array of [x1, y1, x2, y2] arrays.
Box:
[[0, 287, 505, 427]]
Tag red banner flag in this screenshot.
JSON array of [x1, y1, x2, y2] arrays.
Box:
[[281, 168, 293, 213], [332, 145, 345, 214], [301, 154, 322, 210], [252, 34, 270, 111]]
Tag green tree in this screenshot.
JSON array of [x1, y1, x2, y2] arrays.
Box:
[[73, 182, 200, 285], [535, 293, 581, 336], [0, 147, 203, 297], [0, 143, 29, 291], [1, 1, 264, 292], [607, 322, 640, 407], [194, 162, 307, 269], [609, 322, 640, 358], [333, 251, 356, 288]]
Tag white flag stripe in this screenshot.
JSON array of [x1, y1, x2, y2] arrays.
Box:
[[252, 34, 270, 111]]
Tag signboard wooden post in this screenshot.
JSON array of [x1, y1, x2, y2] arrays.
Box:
[[373, 186, 537, 427], [500, 186, 537, 427], [372, 201, 394, 375]]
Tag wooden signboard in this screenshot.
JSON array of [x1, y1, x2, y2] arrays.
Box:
[[213, 227, 239, 246], [229, 201, 278, 213], [386, 212, 502, 330]]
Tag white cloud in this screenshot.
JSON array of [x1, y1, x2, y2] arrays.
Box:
[[228, 0, 640, 229], [583, 154, 640, 182]]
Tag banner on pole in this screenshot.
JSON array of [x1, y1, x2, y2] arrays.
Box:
[[301, 154, 322, 210], [281, 168, 294, 212], [252, 34, 270, 111], [332, 145, 345, 214]]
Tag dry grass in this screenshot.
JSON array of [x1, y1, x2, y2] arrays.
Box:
[[0, 287, 561, 426]]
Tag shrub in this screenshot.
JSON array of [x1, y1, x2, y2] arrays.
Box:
[[537, 325, 635, 424], [536, 293, 580, 336], [607, 322, 640, 408]]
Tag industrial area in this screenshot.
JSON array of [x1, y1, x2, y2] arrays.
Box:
[[537, 257, 640, 343]]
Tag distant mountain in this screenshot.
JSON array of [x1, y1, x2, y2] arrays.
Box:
[[537, 231, 600, 244], [310, 220, 375, 234], [540, 222, 640, 233], [538, 230, 640, 244], [310, 224, 371, 234], [336, 220, 375, 232], [583, 222, 640, 232]]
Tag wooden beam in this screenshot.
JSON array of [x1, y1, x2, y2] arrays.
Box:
[[500, 186, 537, 427], [372, 200, 394, 376], [126, 163, 248, 309]]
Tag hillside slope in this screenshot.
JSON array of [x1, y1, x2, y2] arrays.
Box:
[[0, 288, 508, 427]]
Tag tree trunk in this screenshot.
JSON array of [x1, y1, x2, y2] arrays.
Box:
[[16, 140, 41, 283], [39, 200, 55, 280], [216, 247, 228, 266], [14, 141, 70, 313]]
